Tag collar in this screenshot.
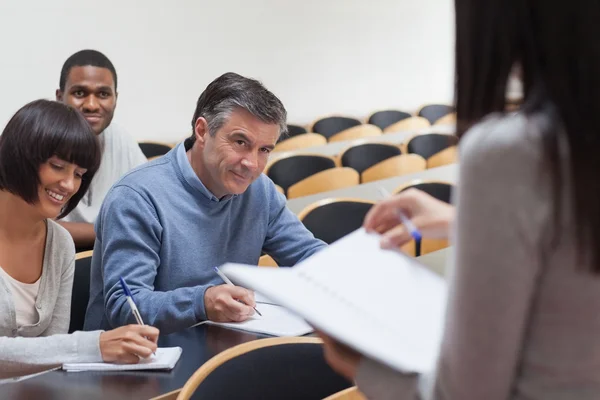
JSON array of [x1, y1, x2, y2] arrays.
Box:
[[175, 143, 237, 203]]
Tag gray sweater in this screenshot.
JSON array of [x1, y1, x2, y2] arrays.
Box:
[[356, 113, 600, 399], [0, 220, 102, 374]]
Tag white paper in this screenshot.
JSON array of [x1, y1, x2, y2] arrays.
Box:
[[62, 347, 182, 372], [202, 303, 313, 336], [222, 228, 447, 373]]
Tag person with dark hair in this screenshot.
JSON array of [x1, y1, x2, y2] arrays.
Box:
[[84, 72, 325, 334], [319, 0, 600, 399], [55, 49, 147, 250], [0, 100, 158, 374]]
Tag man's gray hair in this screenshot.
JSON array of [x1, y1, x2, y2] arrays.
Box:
[[186, 72, 287, 148]]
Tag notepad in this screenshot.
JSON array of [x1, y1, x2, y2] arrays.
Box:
[[62, 347, 182, 372], [195, 303, 313, 336], [221, 228, 447, 374]]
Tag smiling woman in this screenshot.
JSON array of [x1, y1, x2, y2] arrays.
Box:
[[0, 99, 160, 376]]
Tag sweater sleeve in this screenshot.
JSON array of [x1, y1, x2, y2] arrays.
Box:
[[97, 185, 209, 334], [0, 331, 103, 370], [261, 179, 327, 266], [429, 116, 547, 400]]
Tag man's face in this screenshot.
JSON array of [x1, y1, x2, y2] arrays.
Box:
[[56, 66, 117, 135], [193, 108, 279, 198]]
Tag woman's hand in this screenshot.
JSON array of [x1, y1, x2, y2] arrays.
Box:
[[99, 324, 159, 363], [364, 189, 455, 249]]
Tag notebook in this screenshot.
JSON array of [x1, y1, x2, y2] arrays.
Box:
[[221, 228, 448, 373], [62, 347, 182, 372], [194, 303, 313, 336]]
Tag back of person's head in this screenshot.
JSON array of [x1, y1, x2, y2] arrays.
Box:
[[454, 0, 600, 271], [59, 49, 118, 91], [0, 100, 101, 218], [185, 72, 287, 149]]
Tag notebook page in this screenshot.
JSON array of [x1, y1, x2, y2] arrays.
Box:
[[202, 303, 313, 336], [62, 347, 182, 372]]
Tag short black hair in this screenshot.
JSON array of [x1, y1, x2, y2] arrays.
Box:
[[0, 99, 102, 219], [59, 49, 118, 91], [185, 72, 287, 150]]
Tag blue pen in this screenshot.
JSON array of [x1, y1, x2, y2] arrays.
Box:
[[119, 277, 156, 355], [377, 187, 422, 241]]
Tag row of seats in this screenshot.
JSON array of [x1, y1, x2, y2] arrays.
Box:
[[268, 134, 458, 198], [281, 104, 455, 144]]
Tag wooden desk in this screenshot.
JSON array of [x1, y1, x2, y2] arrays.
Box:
[[0, 325, 269, 400], [286, 164, 458, 214], [270, 125, 455, 162]]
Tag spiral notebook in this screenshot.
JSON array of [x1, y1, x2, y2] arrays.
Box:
[[221, 228, 447, 374], [62, 347, 182, 372]]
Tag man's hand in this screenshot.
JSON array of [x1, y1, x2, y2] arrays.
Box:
[[317, 331, 362, 381], [204, 285, 256, 322]]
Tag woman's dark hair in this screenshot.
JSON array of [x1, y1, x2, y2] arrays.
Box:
[[455, 0, 600, 272], [0, 99, 101, 219]]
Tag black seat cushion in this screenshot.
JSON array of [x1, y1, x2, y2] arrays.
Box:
[[418, 105, 454, 124], [368, 110, 411, 130], [138, 142, 172, 158], [69, 255, 92, 333], [191, 342, 351, 400], [312, 117, 361, 139], [341, 143, 402, 174], [302, 201, 373, 244], [407, 134, 459, 160], [267, 155, 336, 192]]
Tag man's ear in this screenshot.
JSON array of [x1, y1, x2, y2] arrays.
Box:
[[194, 117, 209, 147], [55, 89, 63, 102]]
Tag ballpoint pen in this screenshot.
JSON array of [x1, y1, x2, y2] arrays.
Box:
[[213, 267, 263, 317], [377, 187, 423, 241], [119, 277, 156, 355]]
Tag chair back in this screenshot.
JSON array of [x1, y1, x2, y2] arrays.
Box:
[[433, 112, 457, 127], [274, 133, 327, 152], [407, 133, 459, 160], [361, 154, 426, 183], [328, 124, 382, 143], [417, 104, 455, 124], [286, 124, 308, 137], [324, 387, 367, 400], [383, 116, 430, 133], [368, 110, 411, 130], [69, 250, 93, 333], [426, 146, 458, 168], [310, 116, 362, 139], [138, 141, 173, 158], [266, 155, 336, 193], [299, 199, 375, 244], [340, 143, 401, 174], [176, 337, 351, 400], [287, 168, 359, 199]]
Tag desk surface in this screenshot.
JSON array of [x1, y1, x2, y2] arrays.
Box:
[[286, 163, 458, 214], [270, 125, 455, 162], [0, 325, 268, 400]]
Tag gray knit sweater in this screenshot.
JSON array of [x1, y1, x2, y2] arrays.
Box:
[[0, 220, 102, 374], [356, 112, 600, 399]]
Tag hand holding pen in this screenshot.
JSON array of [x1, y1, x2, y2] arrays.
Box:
[[363, 187, 454, 249], [214, 267, 262, 317]]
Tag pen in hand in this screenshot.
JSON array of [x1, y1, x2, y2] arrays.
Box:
[[213, 267, 263, 317], [377, 187, 422, 241], [119, 277, 156, 355]]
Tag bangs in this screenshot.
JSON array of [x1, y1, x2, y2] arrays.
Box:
[[29, 102, 101, 176]]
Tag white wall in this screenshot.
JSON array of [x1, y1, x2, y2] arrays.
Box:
[[0, 0, 454, 142]]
